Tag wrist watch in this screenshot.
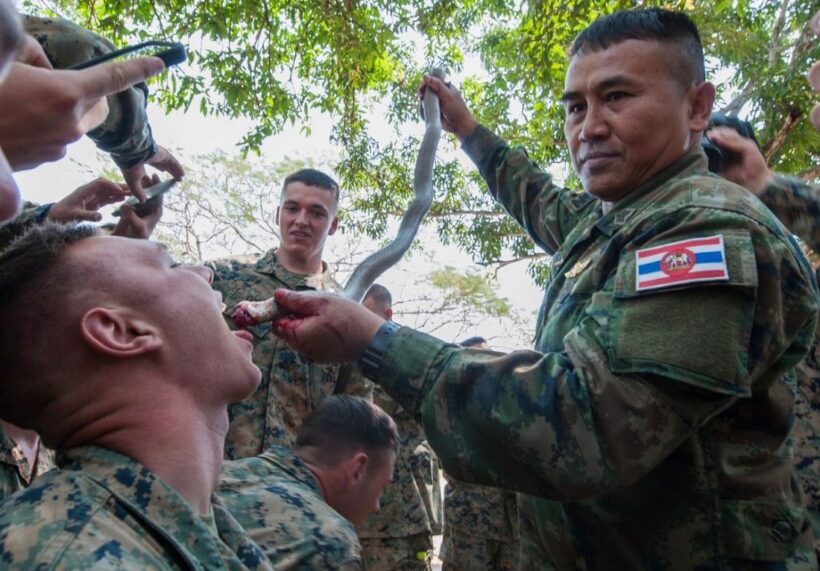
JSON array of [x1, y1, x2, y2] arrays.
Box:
[[358, 321, 401, 378]]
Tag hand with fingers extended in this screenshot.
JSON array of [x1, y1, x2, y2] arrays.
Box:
[[418, 75, 478, 141], [0, 55, 164, 171], [271, 289, 385, 363], [47, 178, 130, 223], [707, 127, 773, 196], [121, 146, 184, 202], [113, 179, 164, 240]]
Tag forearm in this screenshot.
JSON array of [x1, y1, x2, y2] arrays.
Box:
[[373, 327, 732, 501], [462, 124, 592, 254]]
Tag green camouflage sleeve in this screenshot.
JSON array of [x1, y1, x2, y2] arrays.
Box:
[[757, 174, 820, 252], [372, 224, 817, 501], [0, 202, 51, 251], [462, 125, 596, 255], [22, 15, 157, 170]]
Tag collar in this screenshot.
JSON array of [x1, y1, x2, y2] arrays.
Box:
[[254, 249, 337, 291], [594, 146, 709, 236], [257, 445, 323, 497]]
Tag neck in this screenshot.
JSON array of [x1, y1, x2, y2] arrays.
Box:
[[297, 448, 331, 501], [53, 380, 226, 515], [0, 419, 40, 467], [275, 247, 323, 275]]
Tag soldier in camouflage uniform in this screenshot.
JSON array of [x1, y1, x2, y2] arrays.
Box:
[[270, 9, 820, 569], [0, 224, 270, 569], [210, 169, 371, 459], [440, 336, 518, 571], [220, 395, 398, 570], [707, 126, 820, 558], [357, 285, 442, 571]]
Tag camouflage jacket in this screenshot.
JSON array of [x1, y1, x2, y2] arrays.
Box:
[[759, 174, 820, 253], [369, 126, 819, 569], [442, 477, 517, 543], [219, 445, 362, 570], [759, 174, 820, 552], [0, 446, 271, 570], [359, 384, 442, 539], [210, 249, 371, 458], [23, 15, 157, 170], [0, 427, 55, 501]]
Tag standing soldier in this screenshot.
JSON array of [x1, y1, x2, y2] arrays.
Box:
[[358, 284, 442, 570], [210, 169, 371, 458]]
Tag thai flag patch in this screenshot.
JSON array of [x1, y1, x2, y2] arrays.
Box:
[[635, 235, 729, 292]]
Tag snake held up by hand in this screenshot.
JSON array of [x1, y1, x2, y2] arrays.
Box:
[[231, 69, 444, 326]]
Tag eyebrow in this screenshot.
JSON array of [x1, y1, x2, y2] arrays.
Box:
[[560, 75, 635, 102]]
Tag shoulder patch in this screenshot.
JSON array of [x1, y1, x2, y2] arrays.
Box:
[[635, 235, 728, 292]]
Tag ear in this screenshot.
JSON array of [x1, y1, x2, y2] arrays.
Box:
[[345, 451, 369, 484], [328, 215, 339, 236], [688, 81, 715, 133], [80, 307, 162, 358], [385, 308, 393, 321], [275, 206, 281, 226]]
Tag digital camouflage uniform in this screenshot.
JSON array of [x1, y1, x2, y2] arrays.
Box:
[[440, 478, 518, 571], [359, 384, 442, 571], [209, 249, 372, 458], [0, 446, 271, 570], [219, 445, 362, 570], [0, 425, 55, 500], [366, 126, 819, 570], [759, 173, 820, 557], [23, 15, 158, 170]]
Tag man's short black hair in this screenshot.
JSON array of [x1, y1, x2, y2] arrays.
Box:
[[459, 336, 487, 348], [570, 8, 705, 86], [282, 168, 340, 204], [363, 283, 392, 309], [295, 395, 399, 465]]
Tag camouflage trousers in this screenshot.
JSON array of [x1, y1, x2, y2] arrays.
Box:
[[361, 532, 433, 571], [440, 531, 518, 571]]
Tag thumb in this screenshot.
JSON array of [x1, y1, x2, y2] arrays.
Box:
[[273, 289, 321, 316], [706, 127, 748, 153]]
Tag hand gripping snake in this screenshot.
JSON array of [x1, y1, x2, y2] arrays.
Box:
[[231, 69, 444, 327]]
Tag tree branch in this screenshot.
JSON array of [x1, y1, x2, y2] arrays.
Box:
[[763, 107, 801, 162], [768, 0, 790, 68]]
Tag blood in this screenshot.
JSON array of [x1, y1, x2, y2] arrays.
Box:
[[231, 305, 257, 327]]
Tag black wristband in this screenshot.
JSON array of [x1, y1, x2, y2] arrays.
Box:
[[358, 321, 401, 379]]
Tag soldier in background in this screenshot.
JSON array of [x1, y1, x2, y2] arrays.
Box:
[[439, 336, 518, 571], [210, 168, 371, 460], [220, 395, 398, 570], [357, 284, 442, 571]]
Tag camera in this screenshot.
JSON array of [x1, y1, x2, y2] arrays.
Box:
[[702, 112, 759, 173]]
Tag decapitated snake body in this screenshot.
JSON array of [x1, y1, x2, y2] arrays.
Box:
[[231, 69, 443, 326]]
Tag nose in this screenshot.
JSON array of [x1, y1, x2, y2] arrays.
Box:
[[580, 103, 609, 142], [183, 263, 214, 285]]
